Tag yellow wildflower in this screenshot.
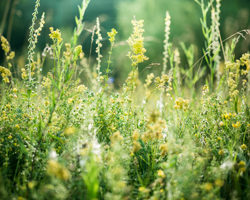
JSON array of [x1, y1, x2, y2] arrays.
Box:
[[47, 160, 70, 181], [160, 144, 168, 156], [157, 170, 166, 178], [0, 66, 12, 83], [107, 28, 118, 43], [1, 36, 10, 54], [132, 141, 141, 153], [138, 186, 150, 194], [238, 161, 246, 173], [127, 19, 148, 67], [15, 124, 20, 129], [67, 98, 74, 104], [240, 144, 247, 151], [217, 137, 222, 141], [49, 27, 62, 43], [203, 183, 213, 191], [110, 131, 123, 143], [64, 127, 76, 136], [132, 129, 140, 141], [174, 97, 189, 111], [218, 149, 224, 156], [232, 121, 241, 128], [12, 88, 17, 93]]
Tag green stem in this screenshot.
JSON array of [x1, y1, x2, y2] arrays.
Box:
[[0, 0, 12, 35]]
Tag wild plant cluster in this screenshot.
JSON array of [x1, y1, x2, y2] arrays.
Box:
[[0, 0, 249, 199]]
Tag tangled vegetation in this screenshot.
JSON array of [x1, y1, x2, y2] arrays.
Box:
[[0, 0, 249, 199]]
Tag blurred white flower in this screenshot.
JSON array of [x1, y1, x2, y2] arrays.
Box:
[[49, 149, 57, 160], [220, 160, 234, 170]]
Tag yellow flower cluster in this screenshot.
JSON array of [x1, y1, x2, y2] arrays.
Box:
[[144, 73, 154, 88], [76, 84, 87, 93], [21, 68, 28, 80], [221, 112, 236, 120], [141, 113, 166, 143], [157, 169, 166, 178], [240, 144, 247, 150], [240, 53, 250, 76], [226, 61, 240, 100], [47, 160, 70, 181], [0, 36, 15, 75], [203, 182, 213, 191], [110, 131, 123, 143], [0, 66, 12, 83], [63, 127, 76, 136], [238, 161, 246, 173], [1, 36, 15, 61], [42, 75, 52, 88], [131, 130, 141, 153], [225, 53, 249, 100], [132, 141, 141, 153], [174, 97, 189, 111], [49, 27, 62, 43], [155, 74, 170, 89], [107, 28, 118, 43], [128, 19, 148, 67], [159, 143, 168, 156], [1, 36, 10, 54], [232, 121, 241, 128]]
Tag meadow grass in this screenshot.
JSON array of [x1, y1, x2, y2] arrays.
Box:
[[0, 0, 249, 199]]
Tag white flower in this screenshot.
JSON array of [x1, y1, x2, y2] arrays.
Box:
[[220, 160, 234, 170], [49, 150, 57, 160], [92, 138, 101, 156]]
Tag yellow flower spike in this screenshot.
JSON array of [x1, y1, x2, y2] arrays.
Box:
[[127, 19, 148, 67], [1, 36, 10, 54], [107, 28, 118, 43]]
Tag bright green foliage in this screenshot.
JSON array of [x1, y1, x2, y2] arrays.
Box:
[[0, 0, 249, 200]]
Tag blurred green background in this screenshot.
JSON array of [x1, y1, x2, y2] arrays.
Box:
[[0, 0, 249, 84]]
